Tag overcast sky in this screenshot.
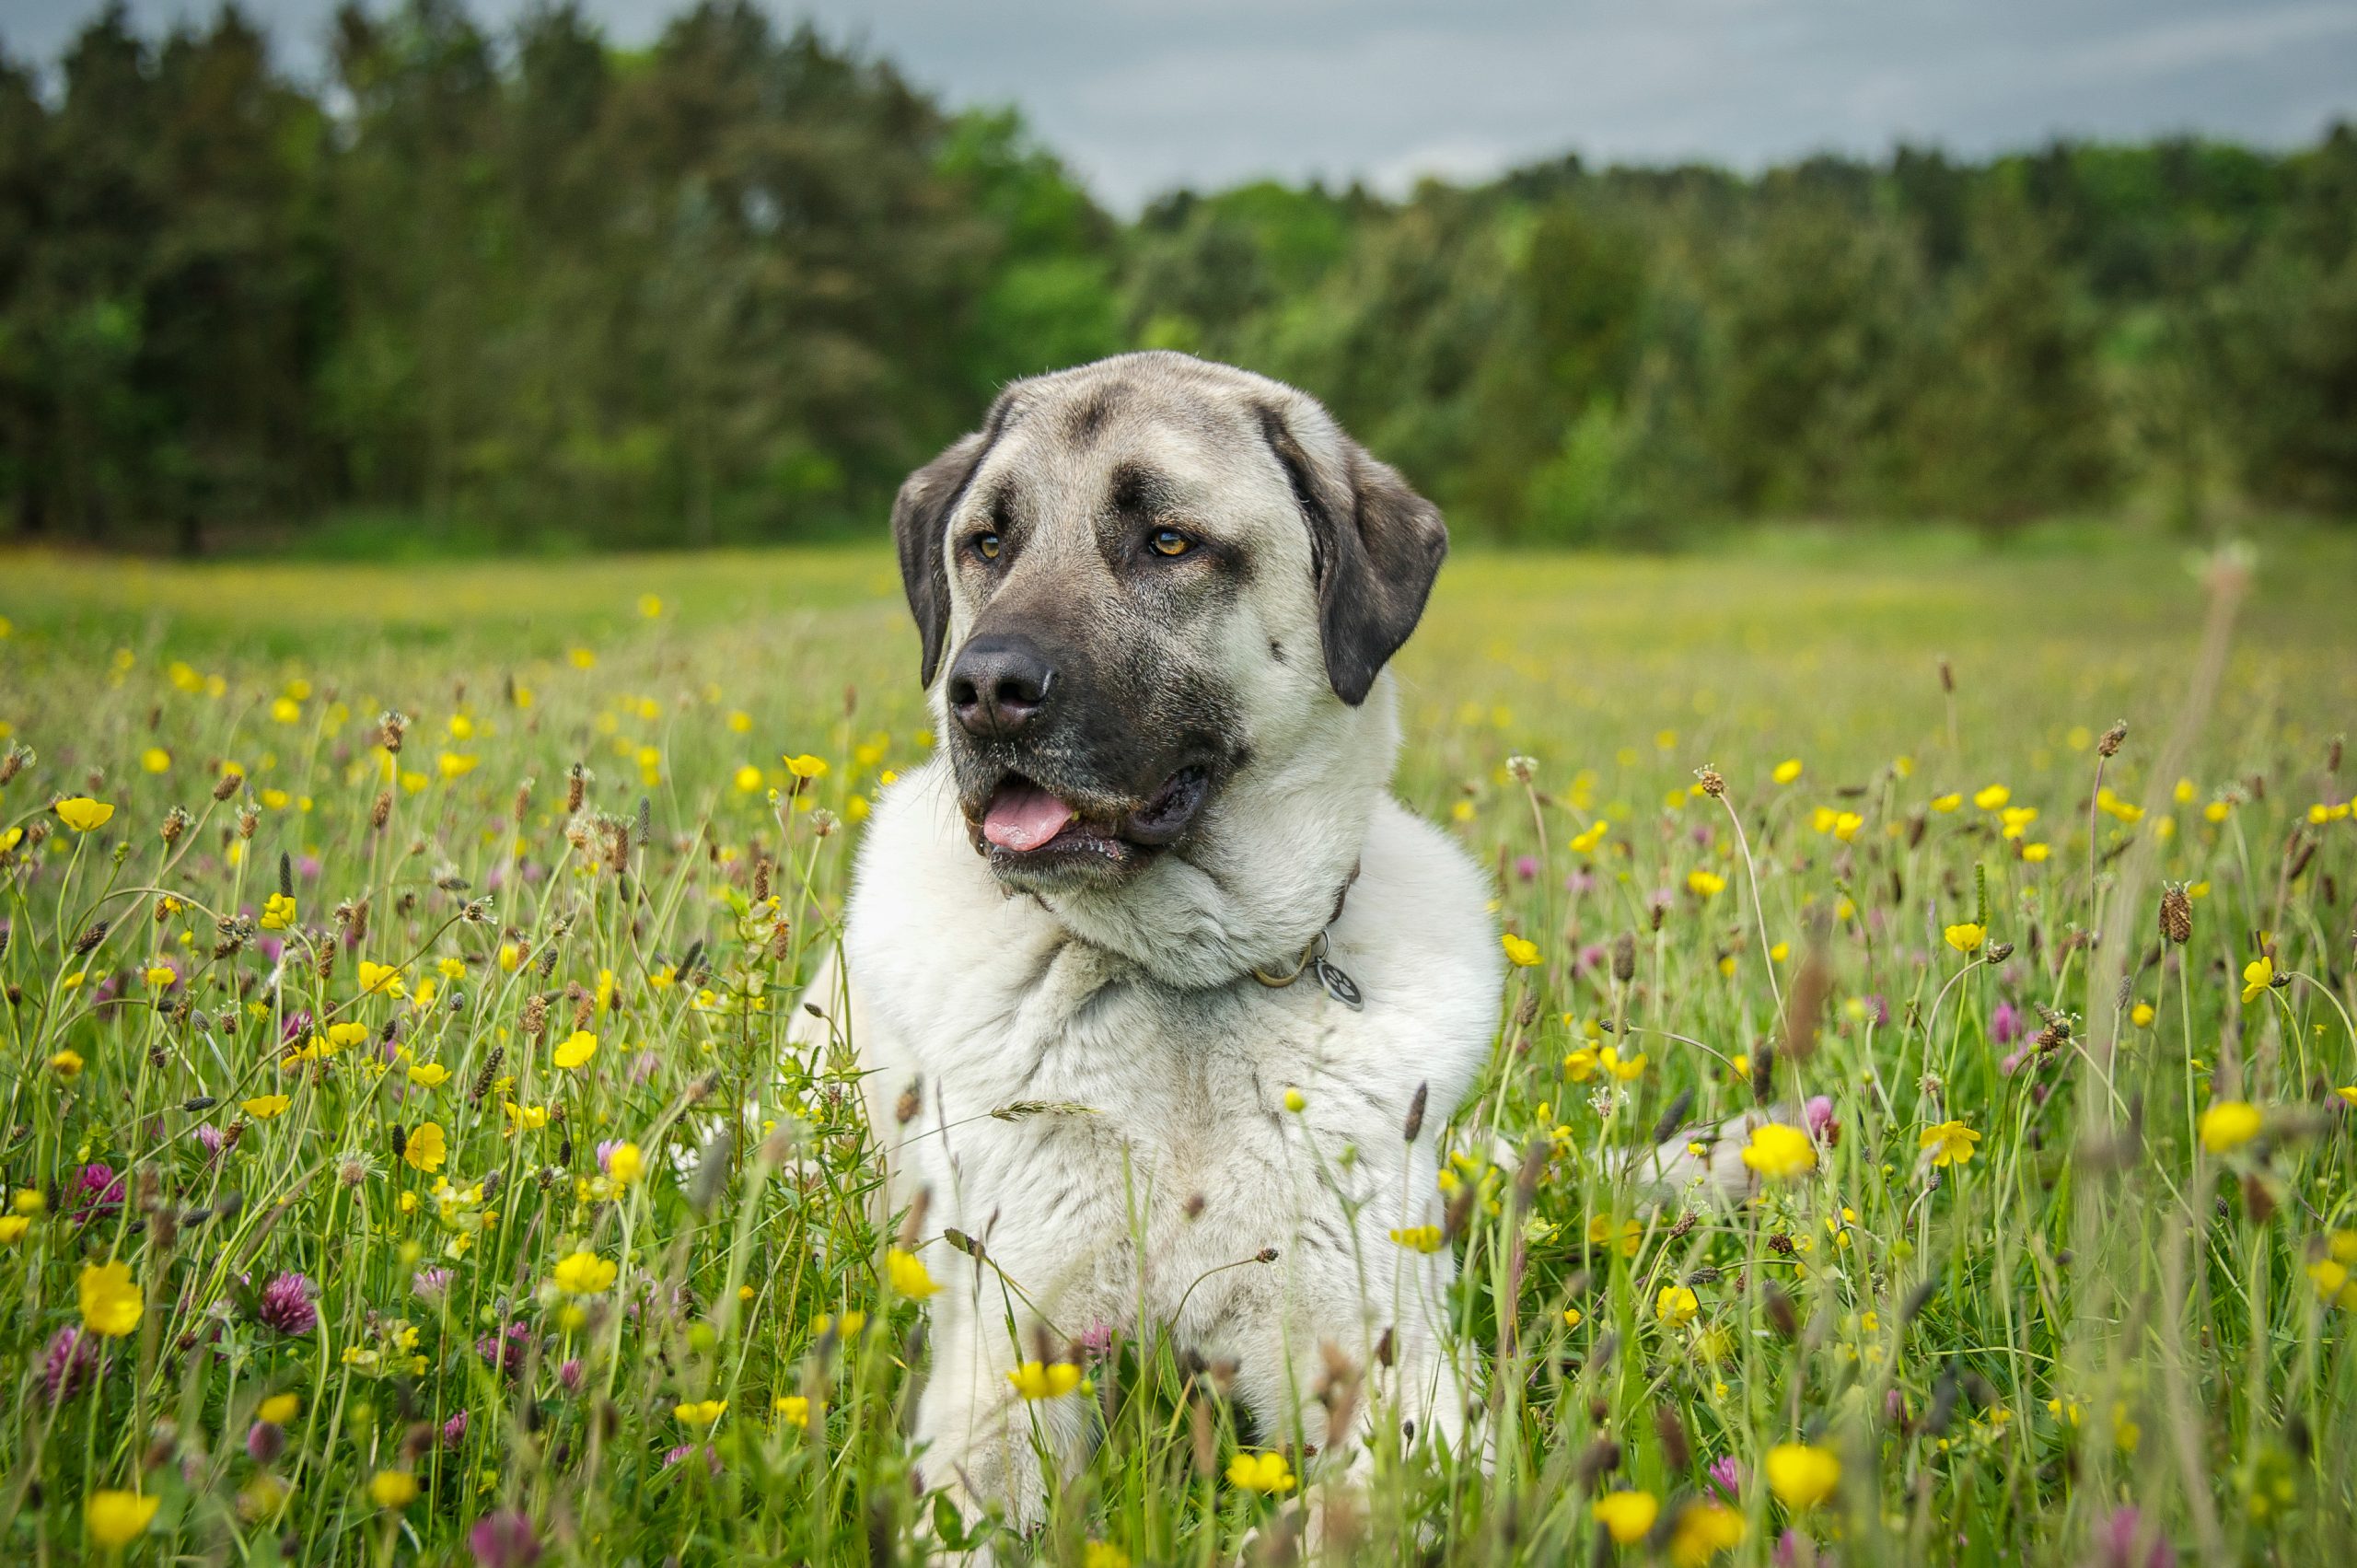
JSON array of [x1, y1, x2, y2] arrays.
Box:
[[6, 0, 2354, 209]]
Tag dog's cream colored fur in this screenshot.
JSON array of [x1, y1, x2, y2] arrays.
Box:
[[794, 354, 1502, 1532]]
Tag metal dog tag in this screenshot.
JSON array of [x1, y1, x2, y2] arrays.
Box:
[[1314, 955, 1363, 1010]]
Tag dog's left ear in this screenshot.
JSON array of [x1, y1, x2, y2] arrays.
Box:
[[1258, 405, 1449, 705]]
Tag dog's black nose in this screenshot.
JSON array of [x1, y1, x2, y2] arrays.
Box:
[[947, 634, 1055, 739]]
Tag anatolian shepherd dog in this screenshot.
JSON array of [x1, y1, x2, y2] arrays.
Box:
[[795, 351, 1504, 1535]]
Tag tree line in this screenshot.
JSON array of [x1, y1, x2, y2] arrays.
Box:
[[3, 0, 2352, 553]]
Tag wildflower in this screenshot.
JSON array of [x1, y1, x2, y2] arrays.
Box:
[[1084, 1543, 1130, 1568], [55, 796, 116, 832], [143, 961, 177, 986], [1972, 784, 2010, 810], [552, 1251, 618, 1295], [1007, 1360, 1084, 1400], [1501, 932, 1542, 967], [141, 746, 171, 772], [41, 1326, 98, 1401], [469, 1510, 543, 1568], [1930, 791, 1962, 812], [51, 1049, 85, 1078], [0, 1215, 26, 1245], [258, 1392, 300, 1424], [243, 1094, 291, 1119], [2131, 1003, 2155, 1027], [1740, 1123, 1817, 1180], [1226, 1450, 1296, 1493], [79, 1260, 144, 1337], [775, 1393, 812, 1427], [358, 959, 405, 997], [1602, 1046, 1646, 1082], [674, 1398, 727, 1427], [1687, 869, 1726, 897], [85, 1491, 160, 1548], [405, 1121, 448, 1172], [1998, 805, 2038, 839], [256, 1272, 319, 1334], [1655, 1284, 1701, 1327], [1920, 1120, 1981, 1168], [1594, 1490, 1659, 1544], [1669, 1500, 1745, 1565], [2198, 1101, 2262, 1155], [887, 1247, 939, 1299], [1390, 1225, 1445, 1253], [261, 892, 296, 931], [784, 753, 829, 779], [1773, 759, 1803, 784], [1564, 1048, 1598, 1082], [1283, 1086, 1306, 1112], [1944, 922, 1985, 953], [1562, 1307, 1585, 1329], [606, 1142, 644, 1185], [553, 1029, 598, 1069], [2240, 957, 2274, 1004], [1766, 1443, 1841, 1510], [408, 1063, 449, 1087], [369, 1470, 419, 1509]]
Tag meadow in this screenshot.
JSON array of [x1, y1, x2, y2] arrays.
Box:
[[2, 529, 2354, 1566]]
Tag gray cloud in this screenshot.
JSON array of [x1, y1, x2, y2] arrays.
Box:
[[5, 0, 2351, 209]]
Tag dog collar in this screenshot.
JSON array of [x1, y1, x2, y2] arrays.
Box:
[[1248, 865, 1363, 1009]]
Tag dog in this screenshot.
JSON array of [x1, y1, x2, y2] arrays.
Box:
[[794, 351, 1503, 1536]]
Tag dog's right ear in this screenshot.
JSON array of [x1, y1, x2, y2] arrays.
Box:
[[890, 414, 1004, 689]]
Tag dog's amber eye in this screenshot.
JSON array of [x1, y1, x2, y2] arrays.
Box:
[[972, 531, 1002, 562], [1148, 528, 1193, 558]]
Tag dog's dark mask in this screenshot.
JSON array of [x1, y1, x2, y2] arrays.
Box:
[[889, 354, 1446, 892]]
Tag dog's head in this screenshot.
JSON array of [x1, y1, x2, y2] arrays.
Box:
[[891, 352, 1446, 905]]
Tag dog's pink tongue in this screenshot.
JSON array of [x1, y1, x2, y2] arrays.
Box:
[[982, 783, 1076, 851]]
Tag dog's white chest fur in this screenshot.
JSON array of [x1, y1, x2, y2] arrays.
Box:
[[819, 757, 1499, 1516]]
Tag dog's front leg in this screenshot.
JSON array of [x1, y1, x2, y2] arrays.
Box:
[[915, 1285, 1093, 1545]]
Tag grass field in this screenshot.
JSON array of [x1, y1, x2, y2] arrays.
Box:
[[3, 532, 2355, 1565]]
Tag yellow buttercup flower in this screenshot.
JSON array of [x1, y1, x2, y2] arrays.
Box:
[[1972, 784, 2010, 810], [608, 1142, 644, 1185], [887, 1247, 938, 1299], [734, 764, 764, 793], [258, 1392, 300, 1424], [79, 1260, 145, 1336], [1602, 1046, 1646, 1082], [1225, 1449, 1295, 1493], [553, 1029, 598, 1069], [260, 892, 297, 930], [51, 1049, 86, 1078], [1501, 932, 1542, 967], [242, 1094, 291, 1120], [674, 1398, 727, 1427], [1944, 922, 1985, 953], [1920, 1120, 1980, 1167], [55, 796, 116, 832], [85, 1490, 160, 1548], [141, 747, 171, 773], [404, 1121, 447, 1172], [144, 963, 177, 986], [784, 753, 829, 779], [775, 1393, 812, 1427], [2198, 1100, 2261, 1155], [1389, 1225, 1444, 1253], [2240, 956, 2274, 1004], [407, 1062, 448, 1087], [1686, 868, 1726, 897], [552, 1250, 619, 1295], [1655, 1284, 1700, 1327], [1772, 758, 1803, 784], [357, 960, 405, 997], [1767, 1443, 1841, 1509], [1739, 1122, 1817, 1179], [1006, 1360, 1084, 1400], [1669, 1500, 1745, 1565], [368, 1470, 418, 1509], [1594, 1489, 1659, 1544]]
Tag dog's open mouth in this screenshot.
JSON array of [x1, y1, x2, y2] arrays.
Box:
[[977, 766, 1210, 867]]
